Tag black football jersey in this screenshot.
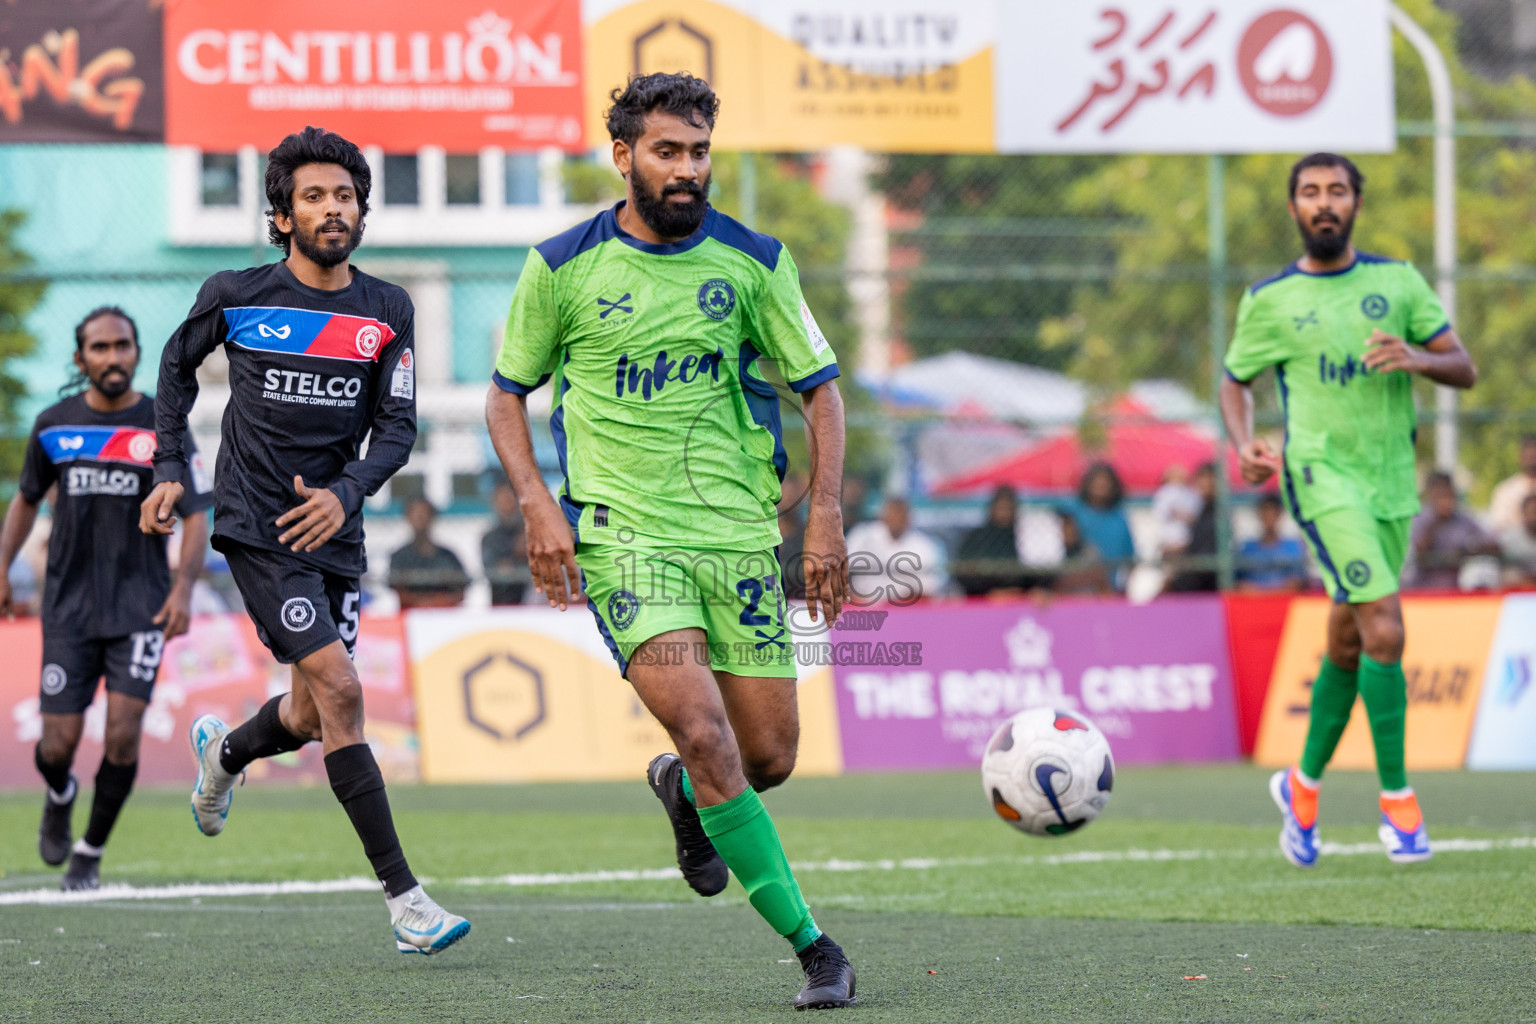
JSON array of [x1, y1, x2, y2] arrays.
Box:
[[152, 261, 417, 576], [19, 393, 213, 638]]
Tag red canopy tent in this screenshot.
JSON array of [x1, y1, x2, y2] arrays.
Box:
[[931, 396, 1262, 496]]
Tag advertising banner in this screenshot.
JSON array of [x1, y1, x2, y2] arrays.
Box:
[[0, 0, 163, 142], [1466, 594, 1536, 770], [0, 614, 417, 787], [164, 0, 584, 151], [1253, 596, 1500, 770], [406, 606, 841, 784], [832, 597, 1240, 772], [1223, 592, 1295, 756], [583, 0, 997, 152], [995, 1, 1393, 153]]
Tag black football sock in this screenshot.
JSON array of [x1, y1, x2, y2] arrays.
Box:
[[220, 695, 308, 774], [325, 743, 417, 898], [82, 757, 138, 849], [34, 743, 73, 799]]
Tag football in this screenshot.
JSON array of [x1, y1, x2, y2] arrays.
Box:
[[981, 708, 1115, 837]]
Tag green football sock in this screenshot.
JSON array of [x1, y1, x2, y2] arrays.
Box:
[[1299, 655, 1359, 780], [697, 787, 821, 952], [680, 766, 696, 807], [1357, 653, 1409, 791]]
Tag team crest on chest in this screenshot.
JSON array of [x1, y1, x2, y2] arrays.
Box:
[[697, 279, 736, 321], [355, 324, 383, 358]]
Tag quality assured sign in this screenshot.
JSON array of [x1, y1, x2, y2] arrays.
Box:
[[995, 0, 1393, 153], [163, 0, 584, 151]]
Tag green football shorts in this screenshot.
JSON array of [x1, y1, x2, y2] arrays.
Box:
[[576, 541, 796, 679], [1289, 500, 1411, 605]]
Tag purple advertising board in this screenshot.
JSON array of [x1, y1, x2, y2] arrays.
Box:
[[832, 597, 1241, 770]]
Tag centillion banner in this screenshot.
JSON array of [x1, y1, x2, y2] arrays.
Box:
[[1253, 596, 1500, 770], [583, 0, 996, 152]]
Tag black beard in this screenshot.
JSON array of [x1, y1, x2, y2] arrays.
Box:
[[631, 171, 710, 239], [1299, 216, 1353, 261], [92, 369, 132, 399], [292, 218, 363, 269]]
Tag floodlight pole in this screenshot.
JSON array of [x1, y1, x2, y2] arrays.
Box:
[[1209, 153, 1234, 591], [1390, 4, 1459, 472]]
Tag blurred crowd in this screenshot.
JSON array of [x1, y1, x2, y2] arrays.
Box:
[[7, 436, 1536, 614]]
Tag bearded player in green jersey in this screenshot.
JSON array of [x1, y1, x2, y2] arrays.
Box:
[[1220, 153, 1477, 869], [485, 73, 855, 1009]]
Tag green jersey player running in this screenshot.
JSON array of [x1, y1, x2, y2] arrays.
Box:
[[1220, 152, 1477, 868], [485, 73, 856, 1010]]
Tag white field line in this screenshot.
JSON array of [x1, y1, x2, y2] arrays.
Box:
[[1, 836, 1530, 907]]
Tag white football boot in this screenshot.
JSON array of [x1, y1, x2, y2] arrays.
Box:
[[189, 714, 238, 836], [388, 886, 471, 955]]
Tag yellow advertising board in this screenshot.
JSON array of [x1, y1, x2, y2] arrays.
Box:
[[407, 607, 841, 783], [583, 0, 996, 152], [1253, 596, 1501, 770]]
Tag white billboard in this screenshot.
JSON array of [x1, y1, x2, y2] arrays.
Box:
[[1467, 595, 1536, 771], [995, 1, 1394, 153]]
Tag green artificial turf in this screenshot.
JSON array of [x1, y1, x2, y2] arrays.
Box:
[[1, 767, 1532, 1023]]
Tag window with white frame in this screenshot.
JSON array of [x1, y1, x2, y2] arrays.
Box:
[[174, 146, 603, 247]]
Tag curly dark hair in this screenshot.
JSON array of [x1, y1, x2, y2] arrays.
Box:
[[1288, 152, 1363, 200], [61, 305, 138, 396], [1078, 461, 1125, 510], [604, 72, 719, 148], [264, 126, 371, 253]]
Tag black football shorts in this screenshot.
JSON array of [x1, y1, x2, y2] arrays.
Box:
[[39, 630, 164, 714], [222, 541, 360, 665]]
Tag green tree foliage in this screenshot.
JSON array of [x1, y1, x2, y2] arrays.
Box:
[[0, 209, 44, 491], [877, 0, 1536, 493]]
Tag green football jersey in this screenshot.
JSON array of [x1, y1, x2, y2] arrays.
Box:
[[494, 203, 839, 550], [1224, 253, 1449, 521]]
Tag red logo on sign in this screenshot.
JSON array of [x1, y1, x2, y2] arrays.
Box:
[[1237, 10, 1333, 117]]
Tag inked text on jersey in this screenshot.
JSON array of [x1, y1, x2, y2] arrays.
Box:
[[1319, 352, 1375, 388], [615, 346, 724, 401]]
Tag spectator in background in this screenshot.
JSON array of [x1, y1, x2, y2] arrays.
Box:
[[840, 475, 869, 533], [1151, 464, 1201, 560], [1489, 434, 1536, 532], [480, 483, 529, 606], [776, 469, 810, 600], [845, 496, 947, 604], [1406, 472, 1498, 590], [954, 485, 1029, 596], [778, 505, 807, 600], [389, 498, 469, 608], [1165, 462, 1219, 593], [1236, 493, 1308, 592], [1053, 509, 1111, 594], [1070, 462, 1136, 589], [1498, 492, 1536, 586]]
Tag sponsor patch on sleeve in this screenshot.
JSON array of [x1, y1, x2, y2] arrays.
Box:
[[390, 350, 415, 400], [800, 302, 830, 355], [190, 451, 213, 494]]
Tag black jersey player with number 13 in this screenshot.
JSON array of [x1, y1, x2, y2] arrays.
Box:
[[140, 127, 469, 955]]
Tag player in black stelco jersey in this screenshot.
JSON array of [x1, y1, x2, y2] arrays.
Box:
[[0, 307, 211, 891], [139, 127, 469, 955]]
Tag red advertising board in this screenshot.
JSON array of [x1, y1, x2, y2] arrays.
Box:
[[0, 614, 417, 788], [163, 0, 583, 151]]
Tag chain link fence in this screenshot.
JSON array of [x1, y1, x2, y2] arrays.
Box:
[[4, 2, 1536, 609]]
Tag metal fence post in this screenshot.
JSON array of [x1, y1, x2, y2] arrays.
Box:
[[1209, 152, 1233, 590]]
